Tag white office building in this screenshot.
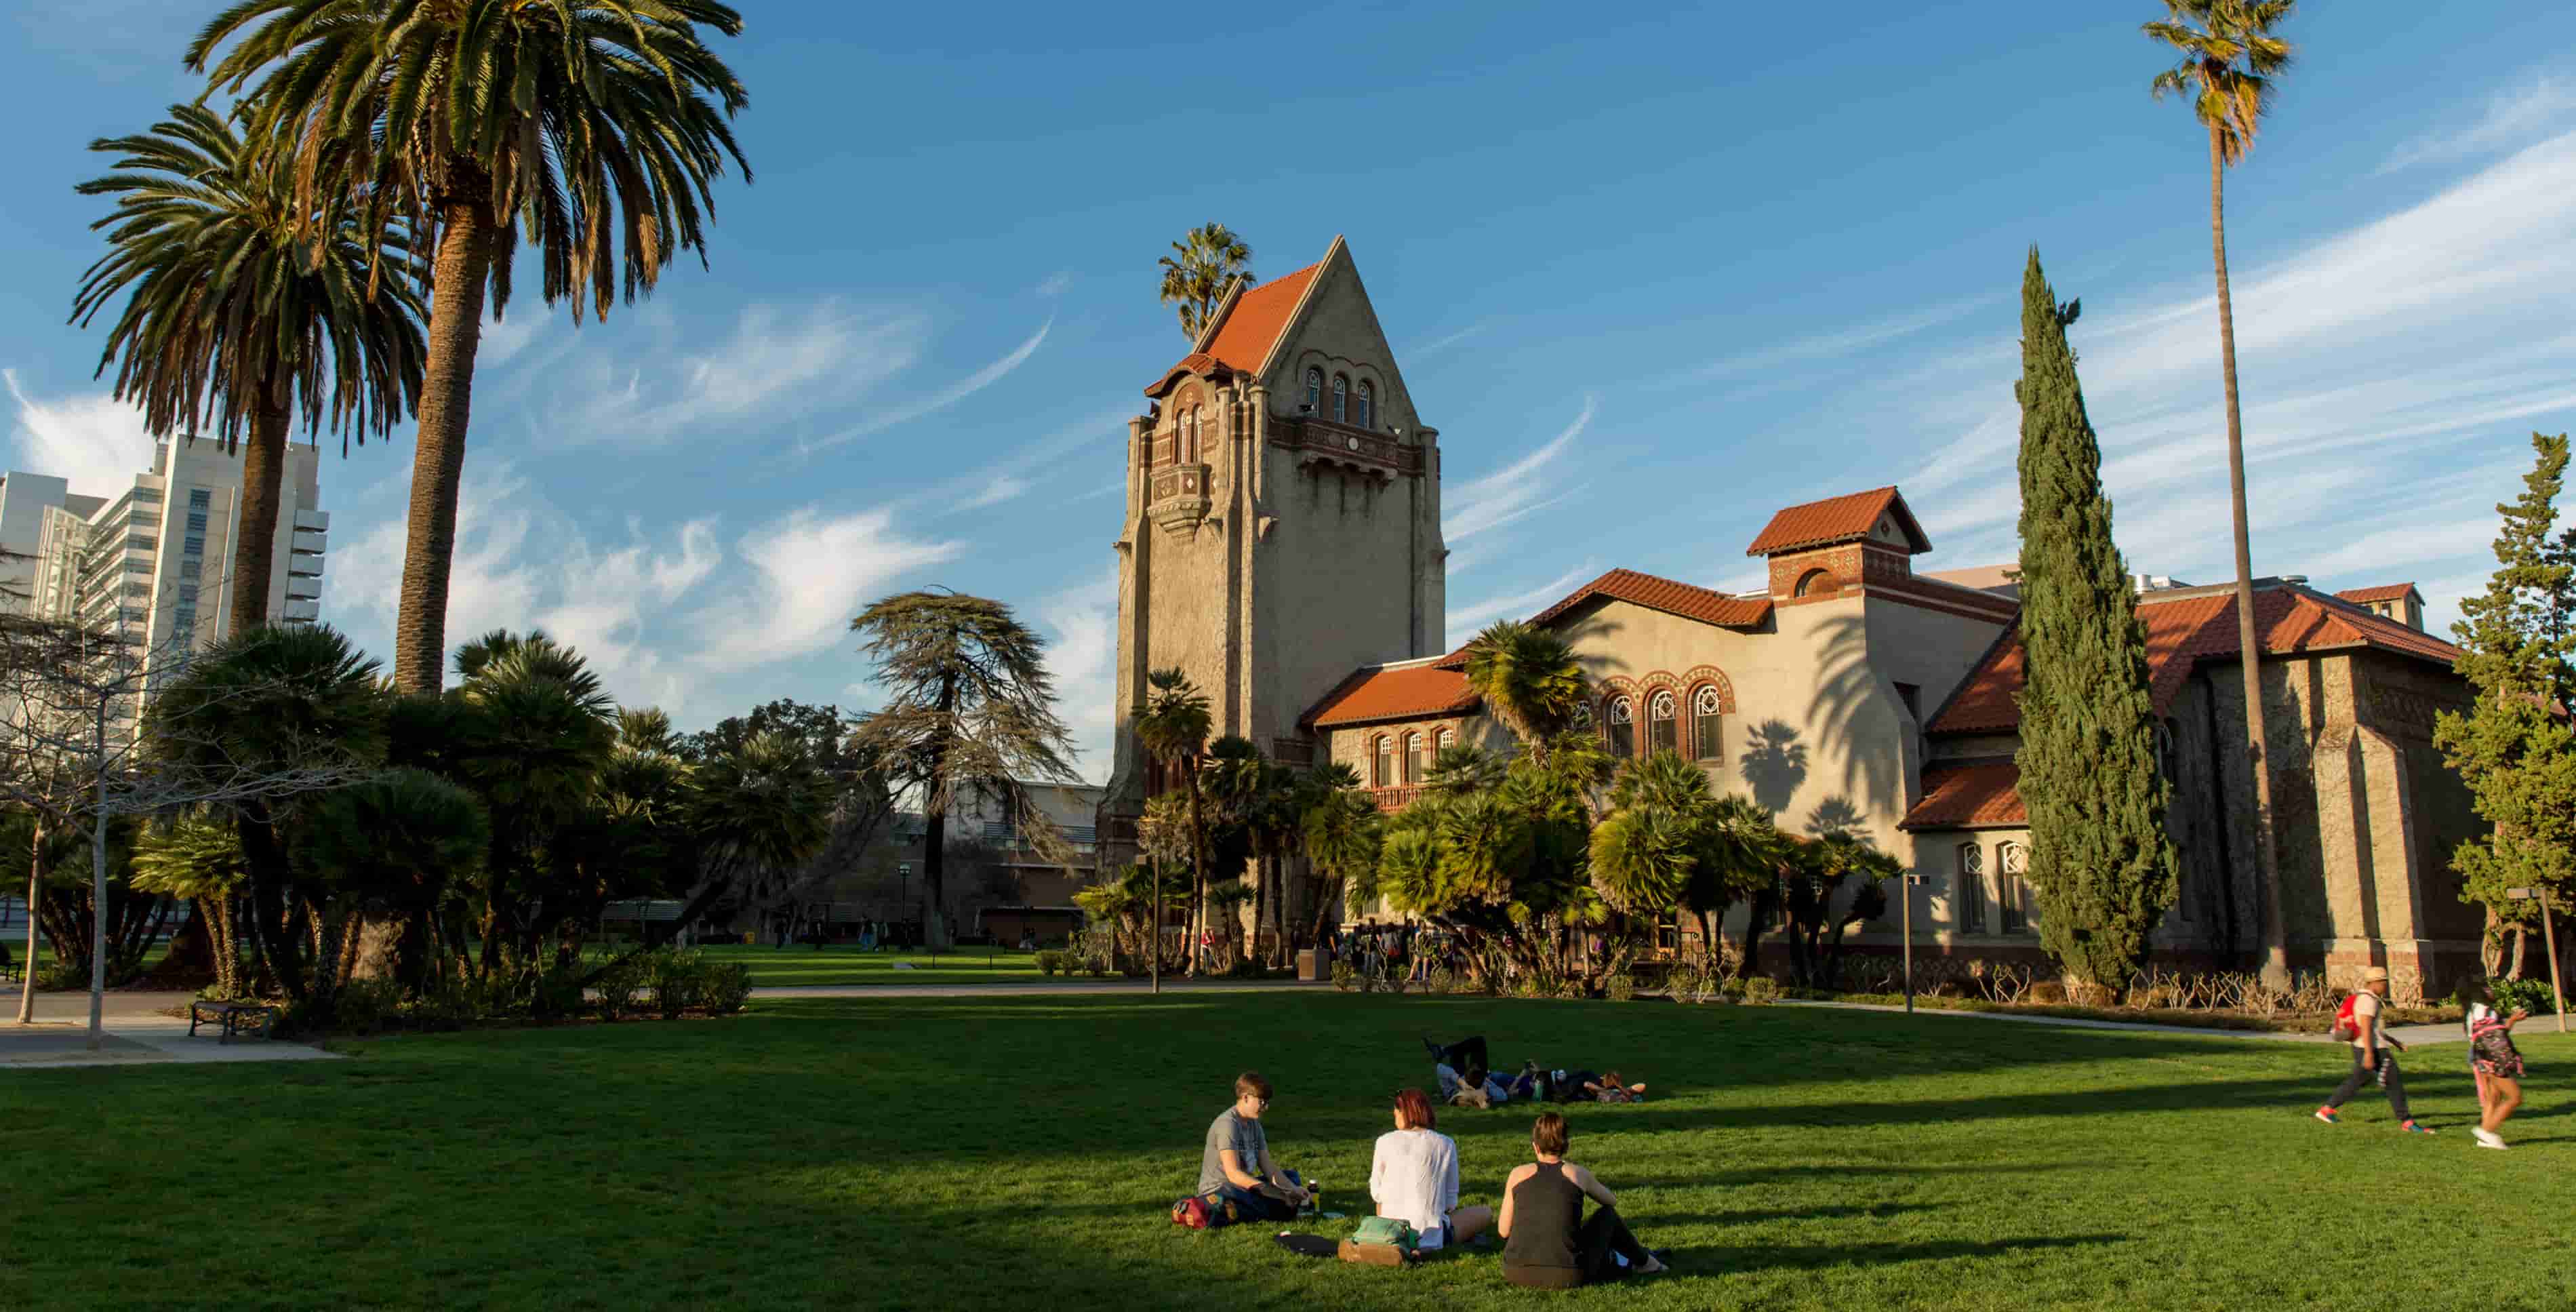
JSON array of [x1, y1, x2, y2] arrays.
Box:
[[0, 438, 328, 658]]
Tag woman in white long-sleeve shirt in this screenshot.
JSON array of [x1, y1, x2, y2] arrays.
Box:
[[1371, 1089, 1493, 1250]]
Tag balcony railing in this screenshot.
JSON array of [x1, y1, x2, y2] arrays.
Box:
[[1369, 785, 1426, 812]]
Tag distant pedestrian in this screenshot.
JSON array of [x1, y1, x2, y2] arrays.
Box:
[[2314, 966, 2432, 1134], [2459, 979, 2529, 1150]]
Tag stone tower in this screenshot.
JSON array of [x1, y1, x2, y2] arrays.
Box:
[[1097, 237, 1446, 864]]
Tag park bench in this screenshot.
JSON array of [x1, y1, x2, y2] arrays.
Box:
[[188, 999, 280, 1044]]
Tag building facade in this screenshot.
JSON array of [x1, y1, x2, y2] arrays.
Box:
[[1097, 238, 1447, 864]]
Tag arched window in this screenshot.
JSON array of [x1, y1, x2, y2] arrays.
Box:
[[2156, 719, 2179, 782], [1606, 698, 1635, 759], [1435, 727, 1454, 755], [1998, 842, 2029, 934], [1356, 380, 1375, 429], [1794, 568, 1832, 598], [1691, 685, 1725, 763], [1372, 736, 1392, 788], [1956, 843, 1986, 933], [1182, 407, 1199, 463], [1648, 690, 1677, 755], [1332, 375, 1348, 423], [1404, 732, 1425, 782], [1305, 368, 1323, 414]]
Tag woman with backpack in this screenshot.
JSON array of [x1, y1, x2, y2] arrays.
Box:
[[2459, 979, 2530, 1150], [1369, 1088, 1491, 1250], [2314, 966, 2432, 1134]]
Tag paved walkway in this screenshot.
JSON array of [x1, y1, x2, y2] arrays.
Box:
[[758, 978, 1331, 999], [1778, 997, 2469, 1046], [3, 989, 337, 1071]]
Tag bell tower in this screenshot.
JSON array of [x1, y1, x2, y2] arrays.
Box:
[[1097, 237, 1446, 865]]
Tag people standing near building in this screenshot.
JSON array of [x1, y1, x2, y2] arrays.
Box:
[[1195, 1072, 1310, 1222], [2459, 979, 2529, 1150], [2314, 967, 2432, 1134], [1370, 1089, 1491, 1250], [1498, 1111, 1668, 1287]]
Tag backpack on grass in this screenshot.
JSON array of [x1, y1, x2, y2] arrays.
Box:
[[1171, 1193, 1244, 1230], [1339, 1216, 1418, 1267]]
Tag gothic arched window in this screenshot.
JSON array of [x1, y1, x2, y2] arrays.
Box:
[[1648, 690, 1677, 755], [1305, 369, 1323, 414], [1405, 732, 1425, 782], [1332, 375, 1348, 423], [1372, 735, 1392, 788], [1691, 685, 1725, 763], [1999, 842, 2030, 934], [1606, 698, 1635, 759], [1956, 843, 1986, 933], [1356, 380, 1375, 429]]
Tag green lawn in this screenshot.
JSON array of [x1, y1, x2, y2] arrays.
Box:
[[691, 942, 1048, 987], [5, 993, 2572, 1311]]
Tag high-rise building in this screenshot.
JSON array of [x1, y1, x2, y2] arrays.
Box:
[[0, 438, 329, 662]]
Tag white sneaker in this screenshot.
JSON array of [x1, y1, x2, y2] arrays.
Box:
[[2474, 1129, 2508, 1150]]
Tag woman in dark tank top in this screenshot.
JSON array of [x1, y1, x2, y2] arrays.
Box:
[[1497, 1111, 1667, 1289]]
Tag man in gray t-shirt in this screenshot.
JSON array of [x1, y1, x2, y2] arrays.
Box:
[[1194, 1071, 1307, 1221]]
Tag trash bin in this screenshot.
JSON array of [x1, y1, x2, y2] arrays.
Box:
[[1296, 949, 1322, 982]]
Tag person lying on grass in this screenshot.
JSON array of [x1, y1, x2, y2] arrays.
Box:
[[1371, 1088, 1493, 1250], [1498, 1111, 1669, 1288], [1197, 1071, 1310, 1222], [1422, 1035, 1539, 1108]]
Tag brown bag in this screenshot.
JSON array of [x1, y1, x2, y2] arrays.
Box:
[[1338, 1239, 1413, 1268]]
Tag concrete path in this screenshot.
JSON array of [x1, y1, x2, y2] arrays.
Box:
[[757, 979, 1331, 1000], [1777, 997, 2470, 1046], [3, 989, 336, 1071]]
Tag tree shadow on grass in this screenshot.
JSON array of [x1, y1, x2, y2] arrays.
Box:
[[1670, 1232, 2129, 1277]]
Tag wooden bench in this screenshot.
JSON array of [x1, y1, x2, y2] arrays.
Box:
[[188, 999, 280, 1044]]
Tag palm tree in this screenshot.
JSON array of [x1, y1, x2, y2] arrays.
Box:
[[2146, 0, 2297, 987], [1134, 668, 1215, 974], [846, 592, 1079, 950], [190, 1, 753, 693], [1204, 739, 1274, 967], [1157, 223, 1255, 342], [447, 631, 618, 971], [71, 102, 426, 636], [130, 810, 251, 998], [301, 768, 489, 988], [1138, 791, 1197, 991], [1462, 621, 1591, 761], [1299, 763, 1380, 949]]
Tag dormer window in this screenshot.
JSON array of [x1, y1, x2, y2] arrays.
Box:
[[1305, 369, 1323, 414], [1332, 376, 1348, 423], [1356, 380, 1375, 430]]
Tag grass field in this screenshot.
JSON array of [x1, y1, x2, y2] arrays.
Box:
[[690, 942, 1047, 987], [5, 993, 2572, 1311]]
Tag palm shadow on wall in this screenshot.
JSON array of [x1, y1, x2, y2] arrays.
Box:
[[1742, 719, 1808, 819]]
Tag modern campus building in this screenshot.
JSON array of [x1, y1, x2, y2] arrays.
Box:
[[1100, 240, 2484, 990], [0, 437, 329, 654]]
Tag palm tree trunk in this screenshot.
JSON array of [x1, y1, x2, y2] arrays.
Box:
[[2208, 125, 2289, 990], [1184, 771, 1209, 977], [1250, 848, 1268, 972], [394, 191, 498, 694], [228, 381, 291, 636]]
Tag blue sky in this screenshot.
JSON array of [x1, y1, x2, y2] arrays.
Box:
[[7, 2, 2576, 780]]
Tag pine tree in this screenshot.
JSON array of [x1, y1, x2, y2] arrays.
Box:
[[2011, 249, 2179, 989], [2432, 433, 2576, 978]]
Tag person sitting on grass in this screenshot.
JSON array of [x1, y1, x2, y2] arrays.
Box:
[[2459, 978, 2529, 1151], [1197, 1071, 1310, 1222], [1371, 1088, 1493, 1250], [1498, 1111, 1668, 1288], [2314, 966, 2432, 1135]]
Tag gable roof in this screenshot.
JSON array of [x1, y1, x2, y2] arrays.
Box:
[[1928, 581, 2465, 736], [2335, 582, 2420, 605], [1304, 660, 1478, 729], [1745, 486, 1931, 557], [1526, 568, 1774, 631], [1143, 261, 1323, 397], [1899, 761, 2026, 830]]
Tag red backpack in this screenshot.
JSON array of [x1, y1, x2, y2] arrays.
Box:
[[2330, 993, 2364, 1043]]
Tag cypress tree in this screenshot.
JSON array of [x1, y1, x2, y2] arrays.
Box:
[[2012, 248, 2179, 989]]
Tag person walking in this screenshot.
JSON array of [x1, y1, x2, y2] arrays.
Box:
[[2315, 966, 2432, 1134], [2459, 979, 2529, 1150]]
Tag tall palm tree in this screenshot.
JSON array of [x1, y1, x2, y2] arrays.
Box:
[[2146, 0, 2297, 987], [1299, 763, 1380, 947], [1134, 668, 1215, 974], [71, 102, 426, 637], [190, 1, 753, 693], [1462, 621, 1590, 761], [846, 592, 1079, 950], [1157, 223, 1255, 342]]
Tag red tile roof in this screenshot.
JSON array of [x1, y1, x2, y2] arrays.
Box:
[[1305, 662, 1478, 728], [1744, 486, 1931, 557], [1525, 568, 1773, 631], [2335, 582, 2419, 605], [1928, 584, 2466, 735], [1899, 761, 2026, 830], [1146, 263, 1323, 397]]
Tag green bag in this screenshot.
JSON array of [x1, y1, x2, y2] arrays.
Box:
[[1349, 1216, 1418, 1250]]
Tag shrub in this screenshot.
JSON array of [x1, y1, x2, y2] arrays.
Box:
[[593, 955, 643, 1022], [1740, 976, 1781, 1006], [1034, 951, 1063, 976], [700, 961, 754, 1016], [1605, 972, 1636, 1003], [1331, 961, 1358, 993], [2493, 976, 2559, 1016], [530, 962, 588, 1020], [332, 978, 406, 1035], [645, 949, 706, 1019]]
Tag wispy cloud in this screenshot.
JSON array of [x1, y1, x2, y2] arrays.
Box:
[[2379, 73, 2576, 174], [803, 316, 1053, 454], [3, 370, 159, 494], [1034, 271, 1074, 298], [559, 299, 931, 445], [1445, 396, 1596, 546], [687, 506, 965, 674], [1447, 561, 1598, 635], [1032, 569, 1120, 782], [1687, 294, 1996, 384], [928, 409, 1129, 517], [1411, 319, 1494, 357]]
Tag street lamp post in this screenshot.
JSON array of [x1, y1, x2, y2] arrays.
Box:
[[2504, 887, 2568, 1033]]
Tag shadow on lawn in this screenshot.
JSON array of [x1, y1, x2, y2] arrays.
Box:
[[1671, 1231, 2130, 1277]]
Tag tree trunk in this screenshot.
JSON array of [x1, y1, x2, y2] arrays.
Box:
[[393, 191, 498, 694], [16, 815, 42, 1025], [229, 382, 292, 636], [350, 917, 402, 981], [1738, 887, 1778, 980], [87, 764, 107, 1049], [2209, 125, 2289, 991], [1184, 770, 1209, 977], [1250, 848, 1268, 973], [237, 806, 309, 1003], [143, 904, 218, 989]]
